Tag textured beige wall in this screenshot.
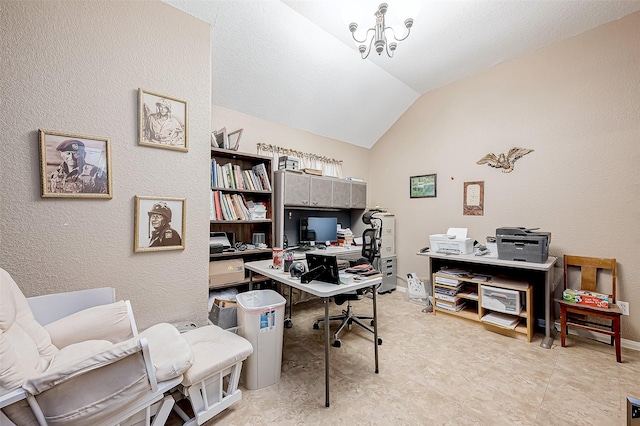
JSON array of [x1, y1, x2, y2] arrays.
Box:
[[0, 1, 212, 329], [370, 12, 640, 341], [212, 106, 372, 181]]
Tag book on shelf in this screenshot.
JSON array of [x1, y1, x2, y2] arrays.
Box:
[[225, 194, 238, 220], [211, 159, 217, 188], [252, 163, 272, 191], [209, 190, 216, 220], [243, 170, 255, 190], [214, 191, 223, 220], [219, 192, 231, 220]]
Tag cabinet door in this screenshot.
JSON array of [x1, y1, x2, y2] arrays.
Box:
[[310, 177, 332, 207], [350, 182, 367, 209], [283, 173, 310, 206], [331, 180, 351, 208]]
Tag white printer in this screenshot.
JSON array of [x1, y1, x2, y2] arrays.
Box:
[[429, 228, 474, 255]]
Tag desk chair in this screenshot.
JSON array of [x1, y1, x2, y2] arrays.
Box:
[[558, 255, 623, 362], [312, 228, 382, 348]]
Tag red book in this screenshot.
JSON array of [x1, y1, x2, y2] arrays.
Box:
[[214, 191, 223, 220]]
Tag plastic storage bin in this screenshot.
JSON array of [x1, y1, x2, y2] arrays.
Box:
[[236, 289, 286, 390]]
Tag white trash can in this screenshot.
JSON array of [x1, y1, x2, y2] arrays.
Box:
[[236, 289, 286, 390]]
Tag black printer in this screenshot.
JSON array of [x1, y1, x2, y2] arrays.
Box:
[[496, 227, 551, 263]]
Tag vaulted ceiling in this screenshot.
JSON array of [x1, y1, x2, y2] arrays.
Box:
[[164, 0, 640, 148]]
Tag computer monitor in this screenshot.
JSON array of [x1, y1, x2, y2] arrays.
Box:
[[300, 217, 338, 244]]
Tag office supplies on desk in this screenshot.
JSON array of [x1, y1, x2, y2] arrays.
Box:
[[429, 228, 474, 255], [496, 227, 550, 263]]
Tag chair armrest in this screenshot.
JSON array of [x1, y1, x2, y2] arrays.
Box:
[[44, 300, 137, 348], [22, 338, 160, 424], [138, 323, 193, 382]]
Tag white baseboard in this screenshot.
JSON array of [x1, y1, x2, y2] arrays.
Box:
[[554, 321, 640, 351]]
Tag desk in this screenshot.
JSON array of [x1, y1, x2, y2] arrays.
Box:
[[244, 259, 381, 407], [417, 251, 557, 349]]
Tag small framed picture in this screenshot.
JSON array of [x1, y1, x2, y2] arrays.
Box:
[[227, 128, 243, 151], [134, 196, 186, 253], [410, 174, 437, 198], [211, 127, 227, 149], [138, 88, 188, 152], [39, 129, 112, 199]]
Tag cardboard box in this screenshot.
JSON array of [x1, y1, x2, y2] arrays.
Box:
[[562, 289, 610, 308], [209, 298, 238, 330], [209, 259, 244, 287]]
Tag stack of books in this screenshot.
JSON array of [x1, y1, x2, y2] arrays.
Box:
[[211, 160, 271, 191], [434, 275, 466, 312]]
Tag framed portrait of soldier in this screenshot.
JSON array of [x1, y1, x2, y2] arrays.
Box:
[[39, 129, 113, 199], [134, 196, 186, 253], [138, 88, 188, 152]]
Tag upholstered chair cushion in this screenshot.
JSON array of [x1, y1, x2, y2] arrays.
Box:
[[0, 268, 58, 391], [138, 323, 194, 382], [44, 300, 135, 348], [180, 325, 253, 387]]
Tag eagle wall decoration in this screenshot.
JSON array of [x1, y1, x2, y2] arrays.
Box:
[[476, 147, 534, 173]]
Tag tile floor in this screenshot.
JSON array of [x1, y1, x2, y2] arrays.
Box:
[[169, 289, 639, 425]]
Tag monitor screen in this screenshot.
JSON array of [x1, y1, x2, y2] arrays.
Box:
[[300, 217, 338, 243]]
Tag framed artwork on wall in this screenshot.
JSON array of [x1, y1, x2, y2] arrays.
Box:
[[134, 196, 186, 253], [463, 181, 484, 216], [39, 129, 112, 199], [138, 88, 188, 152], [410, 174, 437, 198]]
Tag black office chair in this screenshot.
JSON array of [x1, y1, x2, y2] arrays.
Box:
[[312, 227, 383, 348]]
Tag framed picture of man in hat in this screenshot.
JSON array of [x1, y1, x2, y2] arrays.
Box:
[[39, 129, 113, 199], [138, 88, 188, 152], [134, 196, 186, 253]]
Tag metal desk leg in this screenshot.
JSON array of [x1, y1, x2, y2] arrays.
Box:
[[372, 285, 379, 374], [248, 270, 254, 291], [540, 269, 556, 349], [284, 285, 293, 328], [324, 297, 330, 407]]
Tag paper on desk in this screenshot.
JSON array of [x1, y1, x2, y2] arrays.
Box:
[[447, 228, 468, 239]]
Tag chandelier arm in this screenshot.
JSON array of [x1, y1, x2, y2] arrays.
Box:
[[360, 35, 375, 59], [385, 41, 395, 58], [351, 28, 375, 45], [384, 25, 411, 42]]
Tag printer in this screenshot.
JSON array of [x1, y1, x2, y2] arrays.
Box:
[[210, 232, 232, 254], [496, 227, 551, 263], [429, 228, 474, 255]]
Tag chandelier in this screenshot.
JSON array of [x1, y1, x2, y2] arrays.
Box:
[[348, 3, 414, 59]]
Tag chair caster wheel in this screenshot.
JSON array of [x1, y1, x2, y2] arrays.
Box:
[[332, 339, 341, 348], [370, 320, 375, 326], [313, 323, 319, 330], [284, 319, 293, 329], [377, 338, 382, 345]]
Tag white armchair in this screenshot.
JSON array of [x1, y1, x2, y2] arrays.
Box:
[[0, 267, 193, 426]]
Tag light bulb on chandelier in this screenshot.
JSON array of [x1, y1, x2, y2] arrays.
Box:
[[349, 3, 414, 59]]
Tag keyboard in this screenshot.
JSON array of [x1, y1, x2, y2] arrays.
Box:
[[293, 246, 313, 252]]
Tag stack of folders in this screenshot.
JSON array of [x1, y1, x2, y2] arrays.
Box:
[[481, 312, 520, 329], [434, 275, 466, 312]]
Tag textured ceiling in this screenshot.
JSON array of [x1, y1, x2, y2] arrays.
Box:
[[164, 0, 640, 148]]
